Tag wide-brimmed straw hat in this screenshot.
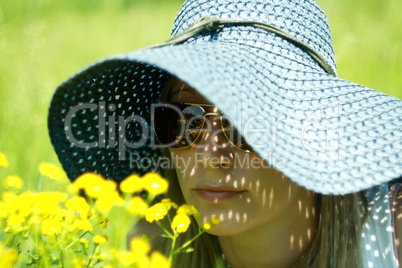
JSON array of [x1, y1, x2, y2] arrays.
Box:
[[48, 0, 402, 195]]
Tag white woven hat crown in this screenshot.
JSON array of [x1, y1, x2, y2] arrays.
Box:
[[172, 0, 337, 74]]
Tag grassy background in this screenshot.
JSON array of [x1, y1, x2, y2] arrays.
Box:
[[0, 0, 401, 190]]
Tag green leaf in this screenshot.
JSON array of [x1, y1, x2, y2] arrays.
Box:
[[161, 234, 172, 239], [184, 248, 194, 253], [141, 234, 150, 242]]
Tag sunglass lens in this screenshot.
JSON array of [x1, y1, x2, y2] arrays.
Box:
[[175, 105, 204, 147], [221, 117, 252, 152], [154, 105, 178, 146], [153, 104, 205, 148]]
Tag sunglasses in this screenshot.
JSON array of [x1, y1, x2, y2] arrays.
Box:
[[153, 102, 252, 152]]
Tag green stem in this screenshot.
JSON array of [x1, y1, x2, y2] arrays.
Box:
[[60, 246, 65, 267], [27, 235, 38, 249], [61, 221, 101, 252], [0, 222, 5, 242], [167, 212, 172, 224], [63, 230, 90, 251], [119, 210, 132, 250], [38, 174, 42, 192], [3, 233, 14, 247], [168, 230, 177, 264], [39, 234, 51, 268], [156, 221, 173, 239], [56, 234, 65, 266], [146, 194, 156, 204], [173, 230, 206, 255], [86, 244, 98, 268]]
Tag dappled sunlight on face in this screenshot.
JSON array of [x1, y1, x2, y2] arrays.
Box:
[[171, 145, 316, 236], [168, 78, 318, 259]]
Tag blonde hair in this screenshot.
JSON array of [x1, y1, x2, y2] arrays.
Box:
[[297, 193, 368, 267]]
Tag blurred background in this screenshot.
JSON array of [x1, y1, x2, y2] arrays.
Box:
[[0, 0, 401, 190]]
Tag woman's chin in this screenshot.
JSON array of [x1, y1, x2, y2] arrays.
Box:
[[205, 226, 235, 236], [201, 219, 251, 237]]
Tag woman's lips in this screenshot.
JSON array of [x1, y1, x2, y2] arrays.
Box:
[[193, 188, 246, 203]]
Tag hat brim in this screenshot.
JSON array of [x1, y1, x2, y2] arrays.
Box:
[[48, 33, 402, 195]]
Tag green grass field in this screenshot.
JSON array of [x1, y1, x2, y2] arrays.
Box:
[[0, 0, 401, 189]]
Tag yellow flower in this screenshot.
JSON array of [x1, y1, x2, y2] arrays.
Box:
[[38, 162, 66, 181], [101, 217, 109, 229], [41, 218, 62, 235], [203, 215, 221, 230], [79, 238, 89, 249], [145, 203, 168, 223], [4, 192, 34, 218], [171, 213, 191, 233], [1, 192, 19, 218], [142, 172, 168, 196], [6, 214, 25, 227], [0, 244, 18, 268], [120, 174, 143, 193], [70, 173, 111, 198], [135, 254, 150, 268], [161, 198, 178, 210], [150, 251, 170, 268], [99, 180, 118, 195], [66, 196, 90, 219], [0, 152, 9, 168], [93, 235, 108, 245], [47, 234, 56, 244], [2, 175, 23, 190], [76, 219, 92, 232], [33, 192, 68, 216], [60, 209, 76, 227], [117, 252, 136, 266], [130, 237, 151, 257], [28, 215, 41, 225], [119, 240, 152, 267], [98, 253, 107, 261], [1, 191, 17, 203], [0, 203, 6, 219], [177, 204, 198, 216], [82, 174, 117, 199], [127, 196, 148, 216], [203, 222, 211, 230], [73, 257, 87, 268], [130, 237, 151, 268], [211, 215, 221, 226], [95, 191, 124, 213]]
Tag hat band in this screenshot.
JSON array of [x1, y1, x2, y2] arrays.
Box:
[[144, 16, 336, 76]]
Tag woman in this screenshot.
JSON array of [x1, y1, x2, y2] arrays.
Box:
[[48, 0, 402, 267]]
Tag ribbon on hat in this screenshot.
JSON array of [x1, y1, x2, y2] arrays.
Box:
[[144, 16, 336, 76]]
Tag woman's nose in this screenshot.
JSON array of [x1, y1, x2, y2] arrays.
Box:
[[198, 116, 231, 151], [195, 116, 235, 169]]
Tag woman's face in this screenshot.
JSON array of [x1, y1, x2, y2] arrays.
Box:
[[168, 78, 316, 236]]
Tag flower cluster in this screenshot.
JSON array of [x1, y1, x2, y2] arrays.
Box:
[[144, 199, 220, 263], [0, 152, 218, 267]]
